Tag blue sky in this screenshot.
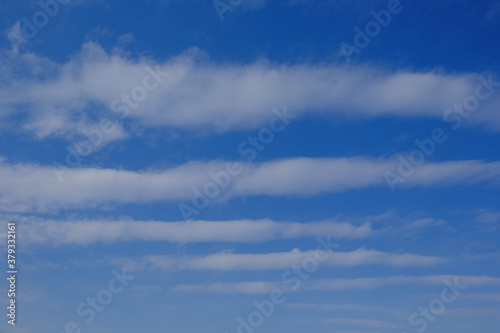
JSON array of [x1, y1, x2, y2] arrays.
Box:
[[0, 0, 500, 332]]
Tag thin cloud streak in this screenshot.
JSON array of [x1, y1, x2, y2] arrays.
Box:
[[1, 157, 500, 212], [1, 42, 500, 142], [174, 275, 500, 294], [117, 248, 444, 272], [4, 215, 372, 245]]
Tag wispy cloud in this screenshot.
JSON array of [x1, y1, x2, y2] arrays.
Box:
[[1, 42, 500, 143], [5, 215, 372, 245], [308, 275, 500, 290], [175, 275, 500, 294], [1, 157, 500, 212], [326, 317, 399, 329], [463, 293, 500, 302], [118, 248, 444, 272]]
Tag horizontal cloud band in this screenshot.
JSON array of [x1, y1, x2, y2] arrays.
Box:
[[4, 215, 371, 245], [1, 157, 499, 212], [116, 248, 444, 272], [174, 275, 500, 294], [1, 42, 500, 142]]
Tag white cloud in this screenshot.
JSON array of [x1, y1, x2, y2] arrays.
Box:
[[464, 293, 500, 302], [119, 248, 444, 272], [326, 318, 399, 329], [1, 157, 500, 212], [174, 281, 277, 294], [475, 209, 500, 231], [1, 42, 499, 142], [117, 33, 136, 45], [309, 275, 500, 290], [174, 275, 500, 294], [285, 303, 396, 315], [3, 214, 371, 245]]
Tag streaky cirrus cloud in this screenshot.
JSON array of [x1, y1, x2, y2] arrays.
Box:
[[325, 317, 399, 329], [174, 275, 500, 294], [1, 157, 500, 212], [1, 42, 499, 143], [117, 248, 445, 272], [1, 214, 372, 245]]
